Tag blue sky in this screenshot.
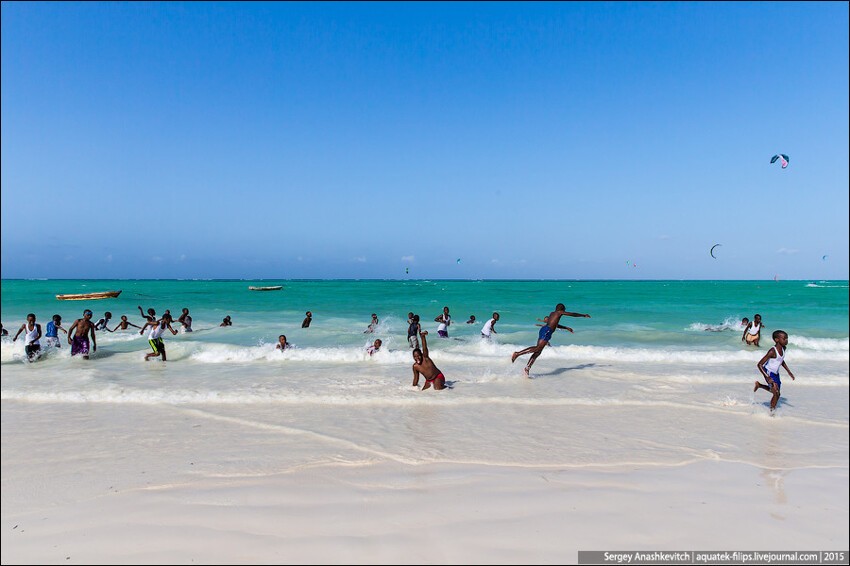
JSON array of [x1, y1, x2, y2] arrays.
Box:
[[2, 1, 848, 280]]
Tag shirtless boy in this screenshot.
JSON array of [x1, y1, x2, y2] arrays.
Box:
[[110, 315, 141, 331], [411, 330, 446, 391], [68, 309, 97, 359], [512, 303, 590, 376]]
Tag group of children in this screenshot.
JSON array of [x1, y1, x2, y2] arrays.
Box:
[[3, 303, 797, 411], [9, 310, 101, 361]]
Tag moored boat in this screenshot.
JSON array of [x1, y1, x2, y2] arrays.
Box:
[[56, 290, 122, 301], [248, 286, 283, 291]]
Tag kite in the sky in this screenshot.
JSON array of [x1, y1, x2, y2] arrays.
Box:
[[710, 243, 722, 259], [770, 154, 789, 169], [822, 255, 829, 261], [406, 267, 409, 274], [456, 258, 461, 264]]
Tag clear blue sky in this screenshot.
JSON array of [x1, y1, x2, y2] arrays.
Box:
[[2, 1, 847, 280]]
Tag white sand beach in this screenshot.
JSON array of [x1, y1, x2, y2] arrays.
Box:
[[3, 388, 847, 565]]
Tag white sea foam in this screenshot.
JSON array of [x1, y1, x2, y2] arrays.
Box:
[[687, 316, 746, 332], [4, 334, 848, 366]]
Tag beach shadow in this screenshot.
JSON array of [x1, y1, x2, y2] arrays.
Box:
[[88, 349, 122, 360], [759, 398, 792, 409], [536, 363, 599, 376]]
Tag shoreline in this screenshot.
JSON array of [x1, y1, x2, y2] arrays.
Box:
[[3, 400, 847, 565]]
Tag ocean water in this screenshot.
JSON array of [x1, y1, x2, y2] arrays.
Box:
[[2, 279, 848, 473]]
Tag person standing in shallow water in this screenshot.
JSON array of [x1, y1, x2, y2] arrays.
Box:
[[110, 315, 142, 332], [302, 311, 312, 328], [176, 308, 193, 332], [407, 314, 421, 349], [94, 312, 112, 331], [743, 314, 763, 347], [511, 303, 590, 377], [434, 306, 451, 338]]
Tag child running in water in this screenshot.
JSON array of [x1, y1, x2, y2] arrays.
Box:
[[141, 315, 178, 361], [754, 329, 796, 413], [44, 314, 67, 348], [13, 314, 42, 361], [512, 303, 590, 377], [68, 309, 97, 359]]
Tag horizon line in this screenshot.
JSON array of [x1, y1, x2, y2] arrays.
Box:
[[2, 278, 847, 283]]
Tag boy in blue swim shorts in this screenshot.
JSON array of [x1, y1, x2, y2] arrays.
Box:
[[754, 330, 796, 413], [511, 303, 591, 377]]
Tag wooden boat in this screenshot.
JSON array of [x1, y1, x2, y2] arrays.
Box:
[[248, 285, 283, 291], [56, 290, 122, 301]]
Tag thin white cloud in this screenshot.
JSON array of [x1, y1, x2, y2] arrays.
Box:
[[151, 256, 163, 262], [776, 248, 799, 255], [105, 254, 113, 262], [352, 256, 367, 263], [401, 255, 415, 262]]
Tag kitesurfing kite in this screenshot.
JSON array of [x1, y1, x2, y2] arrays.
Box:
[[710, 243, 721, 259], [456, 258, 461, 264], [822, 255, 829, 261], [770, 154, 789, 169]]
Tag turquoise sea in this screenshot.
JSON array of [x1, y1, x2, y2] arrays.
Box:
[[2, 278, 848, 471], [2, 279, 848, 348]]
